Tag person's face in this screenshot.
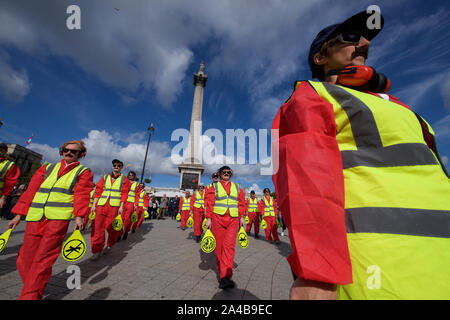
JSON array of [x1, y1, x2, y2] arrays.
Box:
[[220, 169, 232, 181], [199, 186, 204, 192], [112, 162, 123, 174], [264, 189, 270, 196], [251, 193, 255, 199], [0, 148, 7, 157], [186, 192, 190, 197], [62, 143, 82, 164], [315, 33, 370, 76], [128, 172, 136, 181], [19, 184, 26, 191]]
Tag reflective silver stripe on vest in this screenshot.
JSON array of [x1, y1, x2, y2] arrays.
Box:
[[322, 83, 438, 169], [44, 163, 56, 180], [37, 187, 74, 195], [30, 202, 74, 209], [214, 203, 238, 208], [0, 160, 12, 179], [346, 207, 450, 238]]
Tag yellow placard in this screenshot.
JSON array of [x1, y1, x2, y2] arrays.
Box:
[[176, 213, 181, 221], [261, 219, 267, 230], [186, 216, 194, 228], [244, 215, 249, 224], [202, 218, 207, 231], [143, 211, 149, 218], [201, 229, 216, 253], [112, 215, 123, 231], [0, 228, 13, 254], [131, 211, 138, 223], [89, 211, 95, 220], [61, 229, 86, 262], [237, 226, 248, 248]]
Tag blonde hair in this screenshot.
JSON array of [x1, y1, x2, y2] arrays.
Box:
[[61, 140, 87, 155]]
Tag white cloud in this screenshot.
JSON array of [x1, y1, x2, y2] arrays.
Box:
[[0, 50, 31, 102], [434, 115, 450, 139], [442, 156, 448, 166], [440, 71, 450, 111]]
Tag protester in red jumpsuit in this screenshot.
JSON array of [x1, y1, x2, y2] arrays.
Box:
[[205, 166, 245, 289], [258, 188, 280, 244], [178, 191, 192, 231], [191, 184, 206, 242], [0, 143, 20, 211], [132, 183, 149, 232], [90, 159, 131, 260], [122, 171, 138, 239], [245, 190, 260, 238], [8, 140, 92, 300]]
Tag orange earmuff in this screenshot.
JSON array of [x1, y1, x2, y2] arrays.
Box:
[[326, 65, 391, 93]]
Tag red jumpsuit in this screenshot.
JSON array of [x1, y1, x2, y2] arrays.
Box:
[[0, 157, 20, 198], [179, 195, 191, 230], [132, 187, 149, 231], [191, 191, 205, 237], [91, 173, 131, 254], [123, 182, 138, 234], [12, 159, 92, 300], [258, 197, 279, 242], [245, 197, 260, 235], [205, 180, 245, 280]]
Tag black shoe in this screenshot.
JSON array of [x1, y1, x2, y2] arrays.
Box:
[[117, 236, 122, 242], [123, 232, 128, 240], [132, 229, 136, 233], [196, 236, 201, 243], [219, 277, 235, 290], [255, 234, 259, 239]]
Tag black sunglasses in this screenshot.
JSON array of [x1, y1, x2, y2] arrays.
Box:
[[63, 148, 80, 155], [221, 171, 232, 175], [113, 164, 123, 168], [335, 32, 362, 44]]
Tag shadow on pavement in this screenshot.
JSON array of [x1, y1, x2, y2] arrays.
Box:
[[44, 221, 153, 300], [212, 287, 260, 300]]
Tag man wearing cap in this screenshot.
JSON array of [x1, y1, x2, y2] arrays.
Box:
[[273, 10, 450, 299], [258, 188, 279, 244], [191, 184, 206, 242], [205, 166, 246, 290], [8, 140, 92, 299], [245, 190, 260, 238], [0, 143, 20, 213], [178, 190, 192, 231], [90, 159, 131, 259]]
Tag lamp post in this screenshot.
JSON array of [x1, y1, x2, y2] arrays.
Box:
[[140, 122, 155, 184]]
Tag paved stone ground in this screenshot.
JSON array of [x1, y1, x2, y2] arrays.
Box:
[[0, 218, 293, 300]]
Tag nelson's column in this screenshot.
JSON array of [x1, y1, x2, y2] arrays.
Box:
[[178, 61, 207, 190]]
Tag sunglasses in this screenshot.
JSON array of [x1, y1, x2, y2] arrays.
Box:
[[113, 164, 123, 168], [334, 32, 362, 45], [221, 171, 232, 175], [62, 148, 80, 155]]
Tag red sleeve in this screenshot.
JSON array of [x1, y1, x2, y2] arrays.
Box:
[[238, 188, 245, 218], [245, 199, 249, 214], [73, 169, 94, 218], [258, 199, 265, 215], [11, 165, 47, 216], [205, 186, 216, 219], [273, 199, 278, 216], [144, 194, 149, 207], [120, 177, 131, 203], [272, 82, 352, 285], [94, 177, 105, 199], [1, 163, 20, 196], [190, 194, 195, 211], [178, 197, 183, 212]]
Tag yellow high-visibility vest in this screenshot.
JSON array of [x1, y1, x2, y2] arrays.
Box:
[[97, 174, 124, 207], [193, 191, 205, 208], [0, 159, 14, 191], [27, 162, 88, 221], [263, 196, 275, 217], [138, 189, 146, 207], [248, 197, 258, 212], [181, 196, 191, 211], [127, 181, 138, 203], [304, 80, 450, 300], [213, 181, 240, 218], [89, 189, 95, 208]]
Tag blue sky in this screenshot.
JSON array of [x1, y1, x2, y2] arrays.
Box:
[[0, 0, 449, 193]]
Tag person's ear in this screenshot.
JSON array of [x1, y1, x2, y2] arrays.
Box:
[[313, 52, 328, 67]]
